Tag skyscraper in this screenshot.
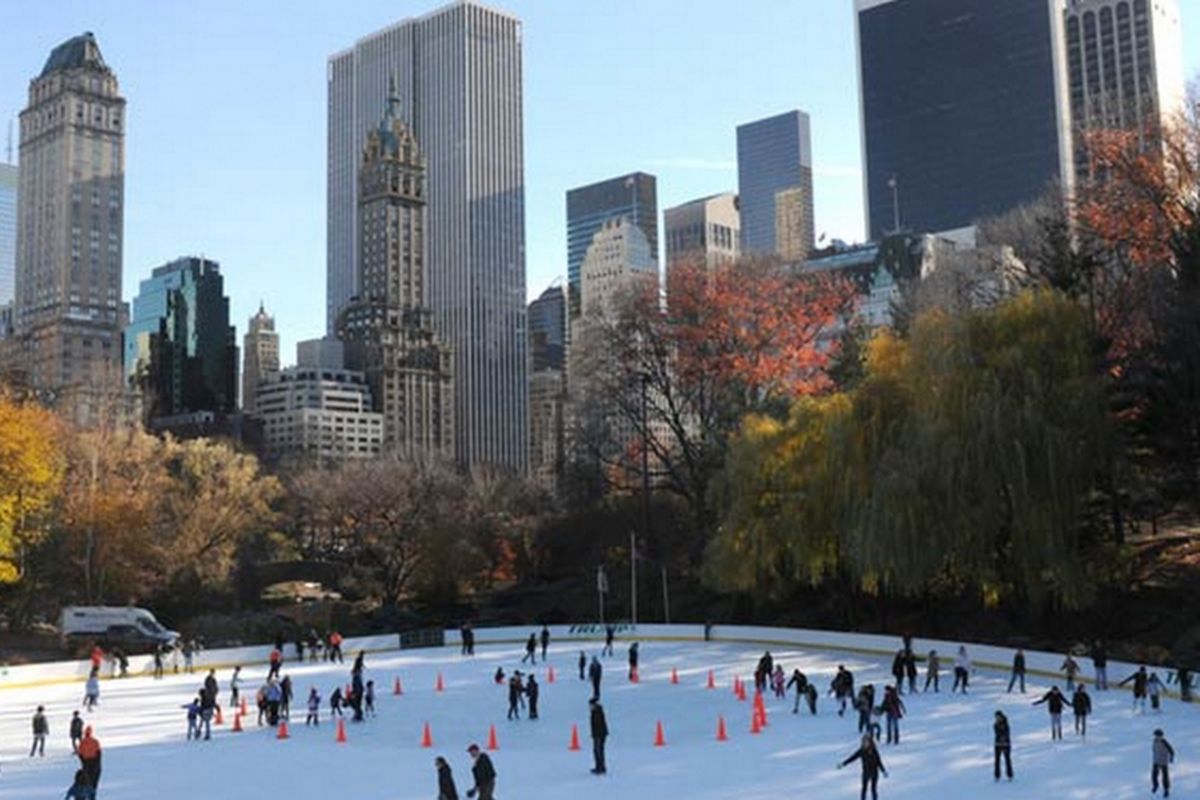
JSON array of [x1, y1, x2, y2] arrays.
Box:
[[664, 192, 740, 274], [12, 33, 126, 390], [578, 219, 658, 320], [0, 163, 16, 308], [123, 257, 237, 420], [856, 0, 1066, 240], [566, 172, 658, 318], [528, 284, 566, 492], [242, 303, 279, 414], [736, 111, 814, 257], [338, 82, 454, 459], [328, 1, 527, 470], [528, 284, 565, 372]]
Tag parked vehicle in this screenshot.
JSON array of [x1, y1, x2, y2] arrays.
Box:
[[60, 607, 179, 651]]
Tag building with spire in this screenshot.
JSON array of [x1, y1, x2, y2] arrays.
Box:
[[337, 81, 454, 458], [242, 302, 279, 414]]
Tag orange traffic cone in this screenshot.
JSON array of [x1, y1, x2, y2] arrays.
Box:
[[754, 692, 768, 727], [277, 721, 290, 740], [653, 720, 666, 747], [336, 718, 347, 743], [240, 698, 248, 716], [716, 715, 728, 741], [670, 668, 679, 685], [706, 670, 715, 689], [750, 711, 761, 735], [568, 724, 581, 751], [436, 673, 445, 693], [421, 721, 433, 748], [232, 713, 243, 733], [394, 676, 403, 695], [547, 666, 556, 684], [215, 706, 224, 725], [487, 724, 499, 751]]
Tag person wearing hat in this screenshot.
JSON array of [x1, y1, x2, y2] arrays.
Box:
[[435, 755, 459, 800], [466, 743, 496, 800], [1152, 728, 1175, 797], [589, 697, 608, 775], [77, 726, 102, 793], [838, 733, 888, 800]]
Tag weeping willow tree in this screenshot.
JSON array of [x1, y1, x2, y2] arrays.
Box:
[[709, 290, 1113, 612]]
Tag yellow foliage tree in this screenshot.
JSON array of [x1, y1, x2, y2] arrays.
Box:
[[0, 393, 65, 583]]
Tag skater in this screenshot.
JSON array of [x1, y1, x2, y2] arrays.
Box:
[[787, 668, 809, 713], [255, 683, 268, 726], [924, 650, 940, 693], [854, 685, 876, 734], [1120, 666, 1149, 713], [1061, 654, 1080, 692], [904, 649, 917, 695], [330, 686, 344, 717], [578, 651, 587, 680], [805, 682, 819, 715], [507, 672, 523, 720], [460, 622, 475, 657], [64, 769, 96, 800], [183, 696, 201, 741], [305, 688, 321, 726], [328, 631, 344, 663], [70, 710, 83, 753], [152, 645, 164, 680], [76, 726, 101, 795], [1072, 684, 1092, 736], [466, 743, 497, 800], [281, 674, 294, 721], [589, 655, 603, 700], [1008, 650, 1026, 694], [522, 633, 537, 665], [1092, 641, 1108, 690], [295, 634, 305, 662], [1151, 728, 1175, 798], [602, 625, 615, 657], [881, 686, 905, 745], [1169, 666, 1193, 703], [494, 667, 505, 685], [628, 642, 639, 681], [831, 665, 855, 716], [540, 625, 550, 661], [890, 650, 905, 694], [84, 669, 100, 711], [266, 679, 282, 726], [589, 697, 608, 775], [526, 674, 539, 720], [30, 705, 48, 757], [267, 647, 283, 680], [198, 684, 217, 740], [204, 669, 218, 703], [307, 628, 321, 662], [772, 664, 786, 699], [953, 646, 971, 694], [1032, 686, 1068, 741], [365, 679, 376, 717], [993, 710, 1013, 782], [838, 733, 888, 800], [436, 755, 460, 800], [89, 645, 103, 674], [1148, 671, 1164, 712], [229, 666, 242, 709], [182, 638, 196, 674]]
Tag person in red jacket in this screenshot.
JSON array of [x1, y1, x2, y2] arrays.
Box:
[[77, 726, 102, 794], [89, 646, 103, 673], [328, 631, 344, 663], [267, 648, 283, 680]]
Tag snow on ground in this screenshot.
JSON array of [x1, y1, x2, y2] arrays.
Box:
[[0, 639, 1196, 799]]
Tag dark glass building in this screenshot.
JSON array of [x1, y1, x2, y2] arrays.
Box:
[[123, 257, 237, 419], [856, 0, 1066, 240], [566, 172, 657, 318], [736, 110, 813, 257], [528, 284, 565, 372]]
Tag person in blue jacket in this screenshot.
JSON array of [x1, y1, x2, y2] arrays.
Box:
[[182, 697, 201, 741]]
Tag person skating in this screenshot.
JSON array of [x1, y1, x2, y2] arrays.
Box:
[[787, 668, 809, 713], [507, 672, 524, 720], [83, 669, 100, 711], [589, 655, 603, 700], [1072, 684, 1092, 736], [281, 674, 294, 721], [890, 650, 905, 695], [266, 679, 283, 726], [603, 625, 615, 657], [1148, 672, 1164, 712], [350, 665, 364, 722], [65, 768, 97, 800], [152, 646, 164, 680], [1120, 666, 1149, 713], [805, 682, 819, 715], [365, 679, 376, 717], [540, 625, 550, 662], [881, 686, 905, 745], [1008, 650, 1026, 694], [903, 649, 918, 695], [1033, 686, 1068, 741], [589, 697, 608, 775], [924, 650, 940, 693], [306, 687, 321, 726], [772, 664, 786, 699], [494, 667, 505, 685], [69, 710, 83, 754], [328, 631, 344, 663], [198, 683, 216, 740], [838, 733, 888, 800], [330, 686, 344, 718], [436, 755, 460, 800], [466, 743, 497, 800], [993, 710, 1013, 782], [520, 633, 537, 665], [1152, 728, 1175, 797], [1169, 666, 1193, 703], [203, 669, 218, 704], [1092, 641, 1108, 690], [526, 674, 540, 720], [183, 697, 201, 741], [578, 650, 587, 680], [854, 685, 876, 735], [831, 665, 855, 716], [76, 726, 101, 795], [460, 622, 475, 657], [267, 647, 283, 681], [182, 638, 196, 674], [30, 705, 48, 757], [295, 634, 305, 663], [89, 645, 103, 674], [229, 666, 242, 709], [1061, 654, 1080, 692], [628, 642, 639, 681], [953, 646, 971, 694]]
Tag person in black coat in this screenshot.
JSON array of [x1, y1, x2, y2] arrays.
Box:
[[831, 666, 855, 716], [540, 626, 550, 661], [1072, 685, 1092, 736], [1033, 686, 1068, 740], [589, 698, 608, 775], [589, 656, 603, 700], [628, 642, 639, 680], [1092, 641, 1108, 690], [1007, 650, 1026, 694], [526, 675, 540, 720], [507, 673, 523, 720], [578, 651, 587, 680], [839, 734, 888, 800], [891, 651, 906, 695], [603, 625, 615, 657], [903, 649, 917, 694], [521, 633, 537, 665], [466, 744, 496, 800], [787, 669, 809, 714], [1120, 666, 1149, 713], [436, 756, 459, 800], [993, 710, 1013, 781]]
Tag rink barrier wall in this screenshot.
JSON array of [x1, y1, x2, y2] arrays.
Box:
[[0, 622, 1175, 697]]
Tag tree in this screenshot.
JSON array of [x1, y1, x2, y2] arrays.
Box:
[[0, 393, 64, 584]]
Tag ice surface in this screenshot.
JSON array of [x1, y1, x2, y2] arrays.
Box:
[[0, 640, 1195, 799]]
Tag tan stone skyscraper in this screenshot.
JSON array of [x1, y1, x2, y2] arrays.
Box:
[[242, 303, 279, 414], [338, 82, 453, 457], [10, 33, 126, 391]]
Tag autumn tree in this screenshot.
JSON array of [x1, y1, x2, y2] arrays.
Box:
[[0, 392, 65, 586]]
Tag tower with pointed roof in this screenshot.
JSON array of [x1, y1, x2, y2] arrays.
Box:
[[242, 301, 279, 414], [337, 81, 454, 458]]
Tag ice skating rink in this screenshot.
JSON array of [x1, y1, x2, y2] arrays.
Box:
[[1, 638, 1196, 799]]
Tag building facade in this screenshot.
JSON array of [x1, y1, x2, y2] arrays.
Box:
[[11, 32, 126, 391], [577, 218, 658, 320], [0, 163, 16, 308], [338, 83, 454, 459], [327, 1, 527, 470], [256, 365, 384, 464], [124, 257, 237, 420], [736, 110, 814, 257], [663, 192, 740, 275], [528, 284, 566, 490], [241, 303, 279, 414], [566, 172, 658, 319], [528, 284, 565, 372]]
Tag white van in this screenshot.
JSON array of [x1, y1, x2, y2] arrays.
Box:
[[59, 606, 179, 648]]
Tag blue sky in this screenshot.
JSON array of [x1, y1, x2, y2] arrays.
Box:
[[1, 0, 1197, 363]]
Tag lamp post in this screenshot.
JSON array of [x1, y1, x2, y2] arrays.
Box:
[[888, 174, 901, 233]]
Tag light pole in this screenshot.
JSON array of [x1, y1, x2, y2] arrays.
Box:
[[597, 565, 608, 624], [629, 529, 638, 626], [888, 174, 901, 233]]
